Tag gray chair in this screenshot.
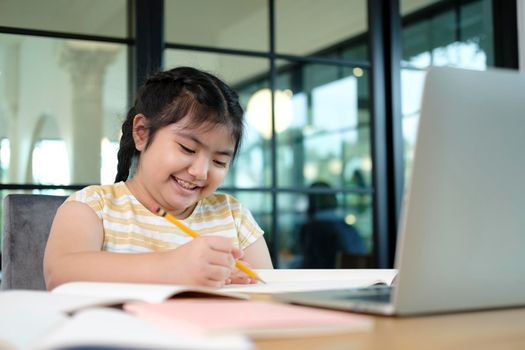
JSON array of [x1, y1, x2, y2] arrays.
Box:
[[1, 194, 67, 290]]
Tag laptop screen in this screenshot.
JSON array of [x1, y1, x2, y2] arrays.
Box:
[[393, 67, 525, 315]]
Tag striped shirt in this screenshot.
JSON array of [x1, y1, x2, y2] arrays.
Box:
[[66, 182, 263, 252]]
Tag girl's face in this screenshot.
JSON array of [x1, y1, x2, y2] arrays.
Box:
[[131, 115, 235, 218]]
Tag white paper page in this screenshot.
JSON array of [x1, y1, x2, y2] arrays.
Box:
[[35, 308, 253, 350], [223, 269, 397, 293], [0, 290, 117, 314], [52, 282, 198, 303], [52, 281, 246, 303], [0, 291, 69, 349]]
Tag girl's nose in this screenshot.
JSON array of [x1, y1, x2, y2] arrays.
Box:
[[187, 155, 208, 181]]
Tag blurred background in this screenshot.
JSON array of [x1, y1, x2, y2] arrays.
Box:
[[0, 0, 519, 269]]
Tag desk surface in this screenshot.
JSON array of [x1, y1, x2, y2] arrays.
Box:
[[256, 307, 525, 350]]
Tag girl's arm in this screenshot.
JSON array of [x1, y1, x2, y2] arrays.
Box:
[[242, 236, 274, 269], [43, 201, 240, 290]]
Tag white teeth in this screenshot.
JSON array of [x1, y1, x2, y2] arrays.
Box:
[[175, 177, 197, 190]]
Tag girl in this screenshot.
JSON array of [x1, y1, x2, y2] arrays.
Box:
[[44, 67, 273, 290]]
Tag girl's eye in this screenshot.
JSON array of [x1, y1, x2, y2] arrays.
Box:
[[214, 160, 229, 168], [179, 144, 195, 154]]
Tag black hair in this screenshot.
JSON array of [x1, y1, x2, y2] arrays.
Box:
[[115, 66, 244, 182], [307, 181, 338, 218]]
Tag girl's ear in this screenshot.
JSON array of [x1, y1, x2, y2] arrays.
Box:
[[132, 114, 149, 152]]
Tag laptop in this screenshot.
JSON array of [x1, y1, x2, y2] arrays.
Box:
[[276, 67, 525, 316]]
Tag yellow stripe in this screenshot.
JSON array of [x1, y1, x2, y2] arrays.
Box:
[[197, 223, 236, 235], [106, 202, 152, 216], [101, 215, 182, 234], [191, 206, 237, 223], [105, 227, 187, 241], [104, 235, 173, 251], [104, 230, 181, 250], [104, 229, 240, 250]]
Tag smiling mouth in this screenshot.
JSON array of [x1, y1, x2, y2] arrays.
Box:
[[172, 176, 200, 191]]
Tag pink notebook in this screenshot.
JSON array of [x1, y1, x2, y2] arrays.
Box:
[[124, 299, 373, 339]]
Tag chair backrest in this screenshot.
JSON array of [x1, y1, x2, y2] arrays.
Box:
[[1, 194, 67, 290]]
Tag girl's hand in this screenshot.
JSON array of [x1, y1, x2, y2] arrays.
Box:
[[166, 236, 242, 288], [225, 259, 258, 285]]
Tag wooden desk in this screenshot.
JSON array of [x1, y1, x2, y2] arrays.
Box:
[[256, 307, 525, 350]]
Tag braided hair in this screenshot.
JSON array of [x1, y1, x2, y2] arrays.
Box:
[[115, 67, 244, 182]]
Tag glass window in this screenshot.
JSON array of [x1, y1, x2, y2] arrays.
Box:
[[275, 0, 368, 59], [238, 84, 272, 188], [0, 0, 127, 38], [165, 49, 271, 188], [0, 138, 9, 183], [0, 34, 128, 185], [275, 60, 372, 189], [400, 0, 494, 183], [278, 191, 373, 269], [401, 0, 441, 14], [101, 138, 119, 185], [164, 0, 268, 51], [32, 140, 70, 185]]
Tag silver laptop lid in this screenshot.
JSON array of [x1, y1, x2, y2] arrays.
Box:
[[393, 67, 525, 315]]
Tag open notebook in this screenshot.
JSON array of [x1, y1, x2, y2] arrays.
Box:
[[223, 269, 397, 294], [52, 281, 247, 306]]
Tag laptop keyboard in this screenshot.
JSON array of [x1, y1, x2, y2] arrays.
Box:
[[338, 285, 392, 303]]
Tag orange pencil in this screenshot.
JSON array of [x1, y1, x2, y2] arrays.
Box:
[[156, 207, 266, 284]]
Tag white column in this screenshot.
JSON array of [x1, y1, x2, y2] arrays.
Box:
[[0, 39, 24, 183], [60, 41, 118, 184]]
